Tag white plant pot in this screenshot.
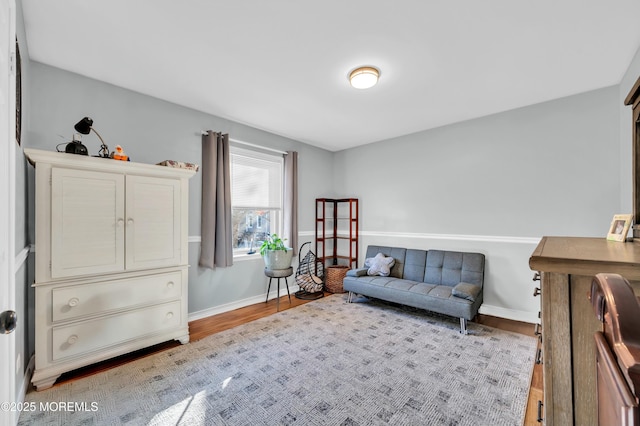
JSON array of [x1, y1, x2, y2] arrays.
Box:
[[263, 248, 293, 270]]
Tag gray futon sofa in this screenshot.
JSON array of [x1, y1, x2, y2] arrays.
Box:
[[343, 245, 485, 334]]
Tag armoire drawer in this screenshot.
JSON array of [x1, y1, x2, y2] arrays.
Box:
[[52, 300, 181, 361], [51, 271, 182, 322]]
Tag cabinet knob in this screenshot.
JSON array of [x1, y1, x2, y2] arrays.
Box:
[[167, 281, 174, 288], [166, 312, 174, 319], [533, 287, 541, 297], [532, 272, 541, 282], [117, 218, 124, 226], [68, 297, 79, 307], [67, 334, 79, 345], [127, 218, 134, 225]]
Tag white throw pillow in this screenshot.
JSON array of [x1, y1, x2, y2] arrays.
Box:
[[365, 253, 395, 276]]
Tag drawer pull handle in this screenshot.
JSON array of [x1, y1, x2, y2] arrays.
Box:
[[532, 272, 541, 282], [536, 348, 543, 365], [533, 287, 541, 297], [534, 323, 541, 336], [167, 281, 174, 288], [68, 298, 80, 307], [67, 335, 79, 345], [537, 400, 544, 422], [166, 312, 174, 319]]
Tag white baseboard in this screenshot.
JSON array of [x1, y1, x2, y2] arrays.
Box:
[[479, 304, 538, 324], [188, 285, 300, 322]]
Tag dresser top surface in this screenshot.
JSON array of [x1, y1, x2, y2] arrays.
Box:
[[530, 236, 640, 277], [24, 148, 196, 179]]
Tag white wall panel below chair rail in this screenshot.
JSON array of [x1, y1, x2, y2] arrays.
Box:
[[188, 231, 540, 323], [358, 231, 541, 324]]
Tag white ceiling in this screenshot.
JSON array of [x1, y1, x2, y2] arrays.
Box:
[[21, 0, 640, 152]]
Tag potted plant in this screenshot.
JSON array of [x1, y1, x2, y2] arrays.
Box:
[[260, 234, 293, 270]]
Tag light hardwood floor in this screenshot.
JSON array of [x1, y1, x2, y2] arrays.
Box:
[[53, 293, 542, 425]]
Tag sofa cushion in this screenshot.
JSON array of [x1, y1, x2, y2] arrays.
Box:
[[424, 250, 485, 287], [365, 253, 396, 276], [452, 282, 482, 302], [403, 249, 428, 282]]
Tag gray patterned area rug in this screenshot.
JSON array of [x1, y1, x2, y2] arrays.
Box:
[[19, 295, 536, 426]]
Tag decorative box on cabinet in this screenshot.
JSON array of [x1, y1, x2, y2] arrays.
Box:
[[25, 149, 195, 390], [529, 236, 640, 426]]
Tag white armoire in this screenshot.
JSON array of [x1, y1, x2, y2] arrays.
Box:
[[25, 149, 196, 390]]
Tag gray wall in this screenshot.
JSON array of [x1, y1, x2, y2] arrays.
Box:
[[334, 87, 619, 237], [26, 62, 335, 317], [333, 86, 620, 321]]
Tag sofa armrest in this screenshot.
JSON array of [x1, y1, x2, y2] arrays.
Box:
[[346, 267, 368, 277], [452, 282, 482, 302]]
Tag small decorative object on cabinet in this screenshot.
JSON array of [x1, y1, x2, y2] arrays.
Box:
[[315, 198, 358, 269], [25, 149, 196, 391]]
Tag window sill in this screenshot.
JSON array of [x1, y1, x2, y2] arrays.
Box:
[[233, 252, 263, 262]]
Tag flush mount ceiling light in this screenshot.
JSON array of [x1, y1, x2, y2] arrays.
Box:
[[349, 66, 380, 89]]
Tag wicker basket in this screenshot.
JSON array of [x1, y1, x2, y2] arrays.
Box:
[[325, 265, 349, 293]]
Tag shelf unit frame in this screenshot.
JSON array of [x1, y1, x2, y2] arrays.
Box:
[[315, 198, 358, 269]]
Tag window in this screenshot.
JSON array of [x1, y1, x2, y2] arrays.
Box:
[[230, 147, 283, 255]]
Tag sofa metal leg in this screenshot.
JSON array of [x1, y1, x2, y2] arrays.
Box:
[[460, 318, 468, 335], [348, 291, 353, 303]]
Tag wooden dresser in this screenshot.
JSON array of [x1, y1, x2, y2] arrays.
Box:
[[26, 149, 195, 390], [529, 236, 640, 425]]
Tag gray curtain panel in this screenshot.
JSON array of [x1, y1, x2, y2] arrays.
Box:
[[283, 151, 298, 255], [199, 131, 233, 269]]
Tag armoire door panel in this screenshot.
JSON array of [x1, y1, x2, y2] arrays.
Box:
[[51, 168, 125, 278], [125, 175, 181, 270]]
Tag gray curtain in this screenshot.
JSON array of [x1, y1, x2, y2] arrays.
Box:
[[283, 151, 298, 255], [199, 131, 233, 269]]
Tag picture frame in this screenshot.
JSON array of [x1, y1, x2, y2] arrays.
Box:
[[607, 214, 633, 242]]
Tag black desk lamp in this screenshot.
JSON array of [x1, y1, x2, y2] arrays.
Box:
[[74, 117, 109, 158]]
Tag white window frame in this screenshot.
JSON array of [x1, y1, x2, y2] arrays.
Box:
[[230, 146, 284, 258]]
